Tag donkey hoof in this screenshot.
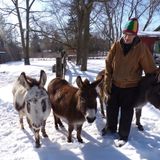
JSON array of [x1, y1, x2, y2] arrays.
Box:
[[42, 133, 48, 137], [101, 112, 105, 118], [78, 138, 83, 143], [102, 115, 106, 119], [67, 138, 72, 143], [60, 124, 64, 128], [137, 124, 144, 131], [101, 127, 107, 136], [35, 143, 41, 148], [55, 125, 59, 130], [21, 126, 25, 130]]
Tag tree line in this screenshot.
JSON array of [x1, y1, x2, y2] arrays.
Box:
[[0, 0, 160, 71]]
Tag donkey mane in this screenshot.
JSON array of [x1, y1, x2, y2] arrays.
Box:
[[25, 76, 40, 87], [19, 72, 42, 87]]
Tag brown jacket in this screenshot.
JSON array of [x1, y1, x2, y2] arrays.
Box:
[[105, 37, 157, 91]]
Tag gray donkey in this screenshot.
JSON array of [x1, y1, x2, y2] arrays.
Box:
[[96, 70, 160, 132], [12, 70, 51, 148]]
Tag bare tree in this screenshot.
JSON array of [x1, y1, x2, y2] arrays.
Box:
[[0, 0, 44, 65], [44, 0, 110, 71], [97, 0, 160, 48], [1, 0, 159, 69], [127, 0, 160, 30], [0, 13, 21, 61]]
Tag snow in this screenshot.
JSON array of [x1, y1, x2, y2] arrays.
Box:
[[0, 58, 160, 160]]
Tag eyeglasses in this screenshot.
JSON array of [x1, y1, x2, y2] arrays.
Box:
[[123, 32, 135, 36]]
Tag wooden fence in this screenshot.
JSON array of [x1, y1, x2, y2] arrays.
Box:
[[0, 51, 21, 64]]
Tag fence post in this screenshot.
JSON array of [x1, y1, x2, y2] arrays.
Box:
[[56, 56, 63, 78], [61, 51, 66, 78]]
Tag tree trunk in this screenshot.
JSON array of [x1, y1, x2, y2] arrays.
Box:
[[81, 13, 90, 71], [24, 0, 30, 65], [76, 11, 83, 65], [80, 1, 93, 71]]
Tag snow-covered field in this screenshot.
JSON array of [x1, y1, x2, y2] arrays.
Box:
[[0, 58, 160, 160]]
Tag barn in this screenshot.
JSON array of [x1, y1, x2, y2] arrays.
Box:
[[138, 31, 160, 64]]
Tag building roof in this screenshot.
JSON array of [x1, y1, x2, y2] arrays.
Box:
[[0, 51, 6, 54], [154, 26, 160, 31], [138, 31, 160, 38]]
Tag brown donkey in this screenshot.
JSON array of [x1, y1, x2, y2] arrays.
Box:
[[48, 76, 103, 143]]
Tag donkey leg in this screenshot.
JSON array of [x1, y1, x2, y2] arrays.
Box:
[[99, 97, 105, 118], [68, 124, 74, 143], [41, 120, 48, 137], [26, 117, 32, 128], [19, 112, 24, 129], [101, 103, 109, 136], [34, 129, 41, 148], [57, 118, 64, 128], [76, 124, 83, 143], [53, 113, 59, 130], [54, 114, 64, 130], [135, 108, 144, 131]]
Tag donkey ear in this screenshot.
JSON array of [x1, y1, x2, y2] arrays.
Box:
[[76, 76, 83, 88], [91, 75, 104, 88], [18, 72, 30, 89], [84, 78, 90, 85], [157, 73, 160, 82], [39, 70, 47, 87]]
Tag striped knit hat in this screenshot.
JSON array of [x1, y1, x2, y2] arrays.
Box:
[[123, 18, 139, 35]]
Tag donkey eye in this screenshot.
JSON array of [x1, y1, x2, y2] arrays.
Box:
[[41, 99, 46, 112], [27, 102, 30, 113], [80, 97, 86, 103]]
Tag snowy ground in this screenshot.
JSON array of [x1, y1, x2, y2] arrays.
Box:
[[0, 58, 160, 160]]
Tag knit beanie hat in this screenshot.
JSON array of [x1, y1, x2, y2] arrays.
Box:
[[123, 18, 139, 35]]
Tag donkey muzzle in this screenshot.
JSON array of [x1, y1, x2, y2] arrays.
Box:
[[86, 117, 96, 123], [32, 123, 42, 129]]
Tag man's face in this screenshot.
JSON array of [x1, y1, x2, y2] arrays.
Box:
[[123, 32, 136, 44]]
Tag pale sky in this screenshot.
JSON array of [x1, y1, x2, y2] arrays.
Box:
[[0, 0, 159, 32]]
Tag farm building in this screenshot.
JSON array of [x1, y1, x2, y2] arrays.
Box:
[[138, 31, 160, 64]]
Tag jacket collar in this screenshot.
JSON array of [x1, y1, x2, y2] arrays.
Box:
[[120, 36, 141, 47], [120, 36, 141, 55]]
